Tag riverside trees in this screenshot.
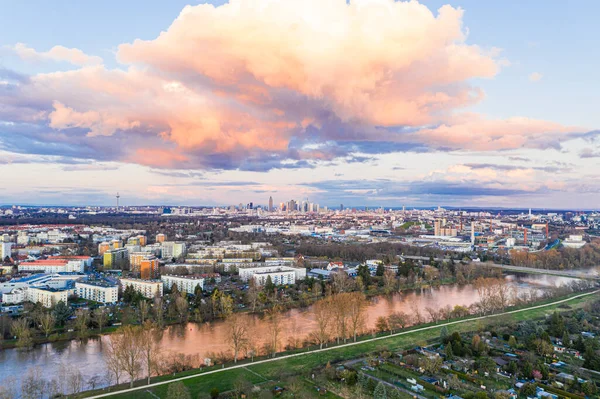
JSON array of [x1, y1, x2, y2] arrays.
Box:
[[104, 323, 162, 388]]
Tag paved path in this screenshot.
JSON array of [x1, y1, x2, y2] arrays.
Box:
[[85, 290, 599, 399], [145, 390, 160, 399]]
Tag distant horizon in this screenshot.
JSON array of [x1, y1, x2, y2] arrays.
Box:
[[1, 203, 597, 213]]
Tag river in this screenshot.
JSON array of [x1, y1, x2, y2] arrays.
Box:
[[0, 273, 583, 391]]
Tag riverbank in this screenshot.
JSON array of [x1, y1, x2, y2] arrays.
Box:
[[0, 275, 471, 350], [79, 289, 599, 399]]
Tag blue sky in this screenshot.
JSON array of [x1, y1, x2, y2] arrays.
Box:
[[0, 0, 599, 208]]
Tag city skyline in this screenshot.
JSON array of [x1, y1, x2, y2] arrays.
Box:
[[1, 0, 599, 208]]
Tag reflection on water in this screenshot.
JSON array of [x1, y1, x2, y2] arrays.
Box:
[[0, 273, 582, 388]]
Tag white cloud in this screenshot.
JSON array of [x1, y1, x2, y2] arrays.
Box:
[[529, 72, 543, 82], [12, 43, 103, 66]]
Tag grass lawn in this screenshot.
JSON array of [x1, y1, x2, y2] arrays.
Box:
[[106, 368, 267, 399]]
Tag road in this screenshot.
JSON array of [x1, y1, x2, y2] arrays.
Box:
[[84, 289, 599, 399]]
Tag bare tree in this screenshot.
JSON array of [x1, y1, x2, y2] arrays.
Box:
[[21, 367, 45, 399], [94, 307, 109, 332], [104, 337, 124, 386], [66, 366, 84, 395], [375, 316, 390, 334], [0, 376, 17, 399], [310, 296, 333, 349], [225, 313, 250, 363], [474, 277, 512, 314], [246, 279, 260, 312], [175, 293, 189, 323], [11, 317, 33, 348], [332, 271, 353, 293], [38, 312, 55, 338], [332, 294, 349, 344], [88, 375, 101, 391], [153, 297, 165, 327], [109, 325, 144, 388], [265, 306, 282, 357], [388, 311, 410, 332], [383, 270, 397, 294], [347, 292, 367, 342], [75, 309, 90, 338], [139, 300, 150, 324], [440, 305, 453, 321], [494, 279, 514, 310], [425, 307, 441, 324], [140, 321, 162, 385], [119, 325, 144, 388], [411, 300, 424, 325]]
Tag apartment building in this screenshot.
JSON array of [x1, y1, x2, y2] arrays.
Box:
[[75, 281, 118, 304], [120, 278, 163, 298], [27, 287, 69, 308], [161, 275, 204, 295]]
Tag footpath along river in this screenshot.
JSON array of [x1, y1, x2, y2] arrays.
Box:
[[0, 273, 583, 388]]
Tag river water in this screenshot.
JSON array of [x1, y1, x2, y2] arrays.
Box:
[[0, 274, 584, 390]]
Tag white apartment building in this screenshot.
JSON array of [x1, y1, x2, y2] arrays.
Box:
[[17, 233, 30, 246], [161, 242, 187, 260], [239, 265, 306, 286], [76, 281, 118, 304], [1, 242, 12, 260], [27, 287, 69, 308], [161, 275, 204, 295], [2, 287, 26, 304], [18, 259, 86, 273], [120, 278, 163, 299], [251, 268, 297, 286]]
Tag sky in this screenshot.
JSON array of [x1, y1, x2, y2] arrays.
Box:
[[0, 0, 599, 208]]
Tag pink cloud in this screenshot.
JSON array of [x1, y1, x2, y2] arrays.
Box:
[[2, 0, 586, 170], [411, 114, 580, 151], [118, 0, 498, 127], [129, 149, 189, 168]]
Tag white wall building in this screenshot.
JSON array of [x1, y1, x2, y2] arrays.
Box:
[[120, 278, 163, 298], [1, 242, 12, 260], [2, 287, 26, 304], [251, 268, 297, 286], [239, 265, 306, 286], [18, 259, 86, 273], [27, 287, 69, 308], [76, 281, 118, 304], [563, 235, 586, 248], [161, 275, 204, 295], [161, 242, 187, 260], [0, 273, 83, 294]]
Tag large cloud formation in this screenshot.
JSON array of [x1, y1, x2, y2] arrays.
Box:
[[0, 0, 583, 170]]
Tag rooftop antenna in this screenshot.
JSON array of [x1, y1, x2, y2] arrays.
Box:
[[116, 192, 120, 212]]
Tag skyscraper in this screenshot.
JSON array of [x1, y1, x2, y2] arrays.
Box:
[[269, 196, 274, 212]]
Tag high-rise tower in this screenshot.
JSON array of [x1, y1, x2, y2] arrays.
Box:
[[116, 192, 120, 212], [269, 196, 274, 212]]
